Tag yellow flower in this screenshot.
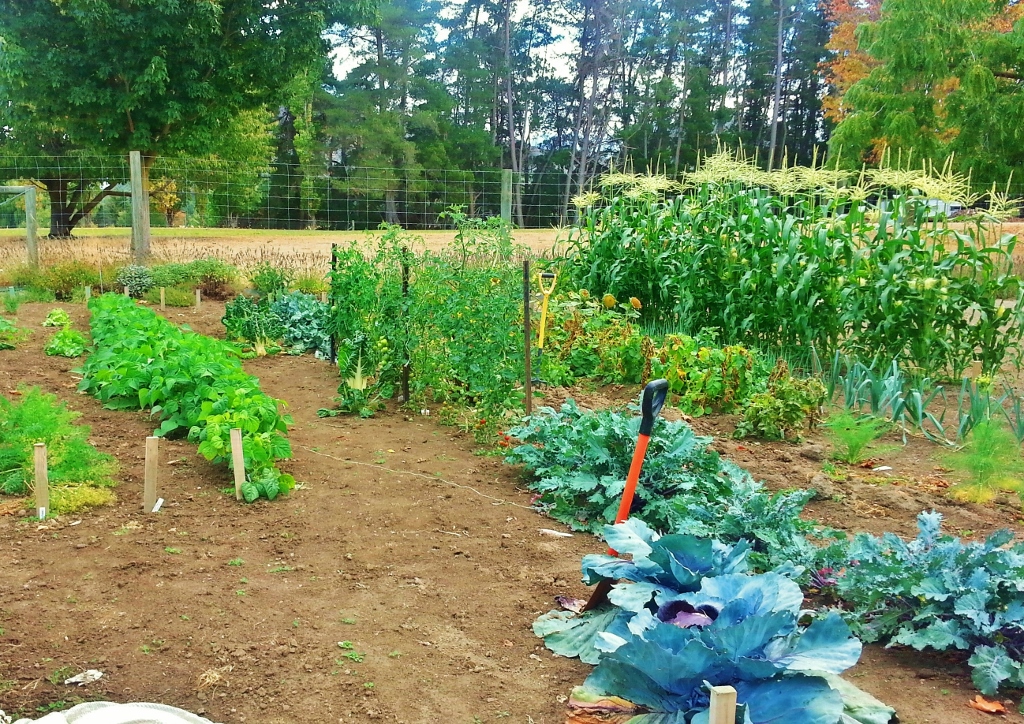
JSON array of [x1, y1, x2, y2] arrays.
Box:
[[580, 289, 590, 300], [490, 277, 501, 285], [629, 297, 642, 310], [602, 294, 617, 309]]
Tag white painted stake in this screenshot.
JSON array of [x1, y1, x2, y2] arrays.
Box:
[[152, 498, 164, 513], [708, 686, 737, 724], [230, 428, 245, 501], [34, 443, 48, 520], [144, 436, 159, 513]]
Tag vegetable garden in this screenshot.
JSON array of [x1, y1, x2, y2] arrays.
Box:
[[3, 156, 1024, 723]]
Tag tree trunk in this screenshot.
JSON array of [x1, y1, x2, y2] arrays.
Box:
[[44, 179, 72, 238], [385, 188, 399, 224], [768, 0, 786, 170], [43, 178, 115, 238]]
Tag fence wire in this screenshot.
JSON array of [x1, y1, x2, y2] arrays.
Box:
[[0, 156, 571, 231]]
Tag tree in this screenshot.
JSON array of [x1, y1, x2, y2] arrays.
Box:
[[829, 0, 1024, 181], [819, 0, 882, 125], [0, 0, 370, 237]]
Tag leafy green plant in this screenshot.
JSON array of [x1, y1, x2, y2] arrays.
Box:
[[735, 361, 826, 441], [823, 411, 892, 464], [45, 326, 87, 358], [249, 262, 294, 300], [79, 294, 292, 502], [222, 295, 284, 356], [116, 265, 153, 298], [941, 419, 1024, 503], [0, 317, 28, 350], [42, 261, 99, 300], [270, 291, 331, 357], [503, 399, 823, 568], [836, 511, 1024, 704], [650, 333, 763, 415], [504, 398, 723, 534], [42, 309, 71, 327], [0, 387, 117, 512]]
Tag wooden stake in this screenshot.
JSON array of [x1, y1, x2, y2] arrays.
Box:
[[194, 288, 201, 312], [34, 443, 48, 520], [320, 291, 328, 304], [708, 686, 737, 724], [84, 286, 91, 302], [124, 286, 130, 297], [159, 287, 166, 310], [144, 436, 159, 513], [230, 428, 245, 501]]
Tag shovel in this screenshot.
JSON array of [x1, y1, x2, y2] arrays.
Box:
[[581, 378, 669, 612]]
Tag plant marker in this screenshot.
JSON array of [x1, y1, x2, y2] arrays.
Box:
[[320, 292, 328, 304], [195, 288, 201, 312], [152, 498, 164, 513], [84, 286, 91, 302], [159, 287, 165, 310], [582, 379, 669, 611], [230, 428, 245, 501], [144, 436, 159, 513], [34, 442, 48, 520], [123, 286, 130, 297], [709, 686, 737, 724]]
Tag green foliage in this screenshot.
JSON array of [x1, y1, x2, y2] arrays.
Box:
[[144, 283, 194, 307], [564, 178, 1024, 378], [504, 399, 723, 534], [116, 265, 153, 298], [327, 219, 523, 435], [0, 316, 28, 350], [0, 387, 117, 512], [42, 309, 71, 328], [735, 361, 827, 441], [942, 419, 1024, 503], [45, 326, 87, 358], [249, 262, 294, 300], [270, 291, 331, 358], [823, 411, 892, 464], [79, 294, 292, 502], [504, 399, 821, 569], [836, 511, 1024, 701], [536, 291, 648, 386], [41, 262, 100, 301], [222, 295, 285, 357], [650, 334, 762, 415]]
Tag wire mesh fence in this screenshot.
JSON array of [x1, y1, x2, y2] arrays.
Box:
[[0, 155, 572, 231]]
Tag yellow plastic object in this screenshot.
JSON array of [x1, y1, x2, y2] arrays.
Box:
[[537, 271, 557, 351]]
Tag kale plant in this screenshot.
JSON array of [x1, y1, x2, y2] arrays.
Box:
[[270, 291, 331, 358], [836, 511, 1024, 703], [504, 399, 724, 534], [504, 400, 827, 568], [222, 294, 286, 356]]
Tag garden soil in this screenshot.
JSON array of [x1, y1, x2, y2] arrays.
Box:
[[0, 301, 1022, 724]]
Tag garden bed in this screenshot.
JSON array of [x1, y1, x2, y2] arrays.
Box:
[[0, 301, 1018, 723]]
